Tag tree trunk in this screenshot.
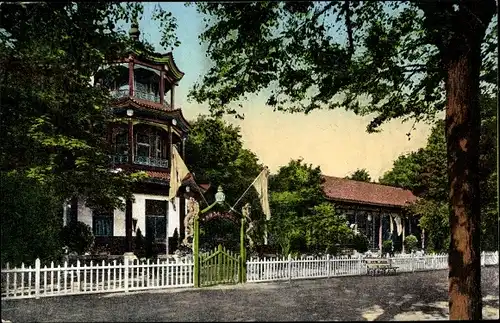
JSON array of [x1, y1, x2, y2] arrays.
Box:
[[444, 34, 484, 321]]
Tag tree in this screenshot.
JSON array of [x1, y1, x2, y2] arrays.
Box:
[[346, 168, 371, 182], [184, 115, 264, 249], [268, 159, 352, 255], [0, 2, 183, 264], [188, 2, 497, 317], [381, 94, 498, 252]]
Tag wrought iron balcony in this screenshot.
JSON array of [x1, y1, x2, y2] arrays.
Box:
[[134, 90, 160, 103], [112, 154, 128, 164], [110, 89, 129, 99], [134, 156, 169, 168]]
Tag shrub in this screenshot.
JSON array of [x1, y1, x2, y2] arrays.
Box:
[[404, 235, 419, 253], [171, 228, 179, 253], [61, 221, 94, 255], [134, 228, 146, 258], [350, 233, 369, 253], [382, 240, 393, 253]]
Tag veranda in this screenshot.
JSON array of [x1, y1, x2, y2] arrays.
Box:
[[2, 251, 498, 300]]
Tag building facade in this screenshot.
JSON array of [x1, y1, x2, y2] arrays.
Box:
[[63, 24, 202, 255], [321, 176, 421, 252]]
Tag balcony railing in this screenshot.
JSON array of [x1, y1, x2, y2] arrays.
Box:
[[110, 89, 129, 99], [112, 154, 128, 164], [134, 90, 161, 103], [134, 156, 169, 168]]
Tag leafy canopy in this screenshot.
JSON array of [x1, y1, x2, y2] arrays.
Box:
[[346, 168, 371, 182], [189, 2, 497, 132], [268, 159, 352, 255]]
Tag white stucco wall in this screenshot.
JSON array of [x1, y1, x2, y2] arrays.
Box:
[[76, 195, 181, 238], [132, 194, 180, 238], [77, 198, 93, 229]]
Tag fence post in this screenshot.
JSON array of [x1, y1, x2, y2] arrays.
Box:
[[124, 258, 129, 293], [287, 254, 292, 282], [481, 251, 485, 267], [35, 258, 41, 299], [358, 254, 363, 275], [326, 254, 331, 278], [411, 254, 414, 272]]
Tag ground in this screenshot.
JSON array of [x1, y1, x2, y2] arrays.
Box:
[[1, 267, 498, 322]]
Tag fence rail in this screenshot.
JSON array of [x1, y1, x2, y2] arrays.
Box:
[[2, 251, 497, 300], [2, 258, 194, 300]]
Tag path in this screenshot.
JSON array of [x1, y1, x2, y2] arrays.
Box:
[[2, 267, 498, 322]]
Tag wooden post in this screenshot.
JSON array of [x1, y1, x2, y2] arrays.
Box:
[[35, 258, 40, 299], [326, 254, 331, 278], [402, 217, 406, 254], [379, 213, 383, 252], [128, 120, 134, 164], [170, 84, 175, 109], [240, 214, 246, 283], [193, 214, 200, 288], [159, 71, 164, 105], [421, 229, 425, 250], [128, 58, 134, 97]]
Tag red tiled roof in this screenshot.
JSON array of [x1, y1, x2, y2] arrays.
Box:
[[146, 170, 169, 180], [321, 175, 418, 208]]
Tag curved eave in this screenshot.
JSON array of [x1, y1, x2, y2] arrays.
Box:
[[129, 49, 184, 82], [111, 97, 191, 132]]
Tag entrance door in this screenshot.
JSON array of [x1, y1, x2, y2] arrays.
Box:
[[145, 199, 167, 243]]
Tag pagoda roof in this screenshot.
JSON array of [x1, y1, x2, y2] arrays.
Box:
[[127, 41, 184, 82]]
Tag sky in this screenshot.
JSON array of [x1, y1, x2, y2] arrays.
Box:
[[132, 2, 435, 180]]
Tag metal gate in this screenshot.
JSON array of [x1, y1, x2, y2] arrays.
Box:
[[199, 244, 241, 287]]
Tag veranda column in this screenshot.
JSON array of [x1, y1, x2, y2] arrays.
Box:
[[128, 57, 134, 97], [379, 214, 383, 252], [170, 84, 176, 109], [159, 71, 165, 105], [402, 217, 406, 253]]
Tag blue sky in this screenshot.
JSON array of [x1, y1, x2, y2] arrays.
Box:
[[121, 2, 434, 179]]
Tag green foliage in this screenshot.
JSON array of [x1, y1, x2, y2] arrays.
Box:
[[61, 221, 95, 255], [409, 199, 449, 253], [1, 172, 64, 267], [185, 116, 264, 248], [189, 2, 496, 131], [304, 203, 353, 254], [268, 159, 351, 255], [382, 240, 393, 254], [347, 169, 371, 182], [404, 235, 419, 253], [382, 94, 498, 252], [0, 2, 153, 211], [350, 233, 369, 253]]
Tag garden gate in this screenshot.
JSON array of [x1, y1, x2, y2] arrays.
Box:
[[190, 188, 247, 287]]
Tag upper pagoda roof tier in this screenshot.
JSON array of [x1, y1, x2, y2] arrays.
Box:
[[127, 42, 185, 83]]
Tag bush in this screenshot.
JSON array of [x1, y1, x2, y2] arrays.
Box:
[[134, 228, 146, 258], [350, 233, 369, 253], [171, 228, 179, 253], [404, 234, 419, 253], [382, 240, 393, 253], [61, 221, 94, 255]]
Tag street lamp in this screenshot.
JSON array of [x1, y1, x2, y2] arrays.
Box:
[[215, 186, 225, 204]]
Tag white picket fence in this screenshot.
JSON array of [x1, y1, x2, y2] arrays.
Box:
[[1, 258, 194, 300], [2, 251, 497, 300], [246, 251, 499, 283]]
